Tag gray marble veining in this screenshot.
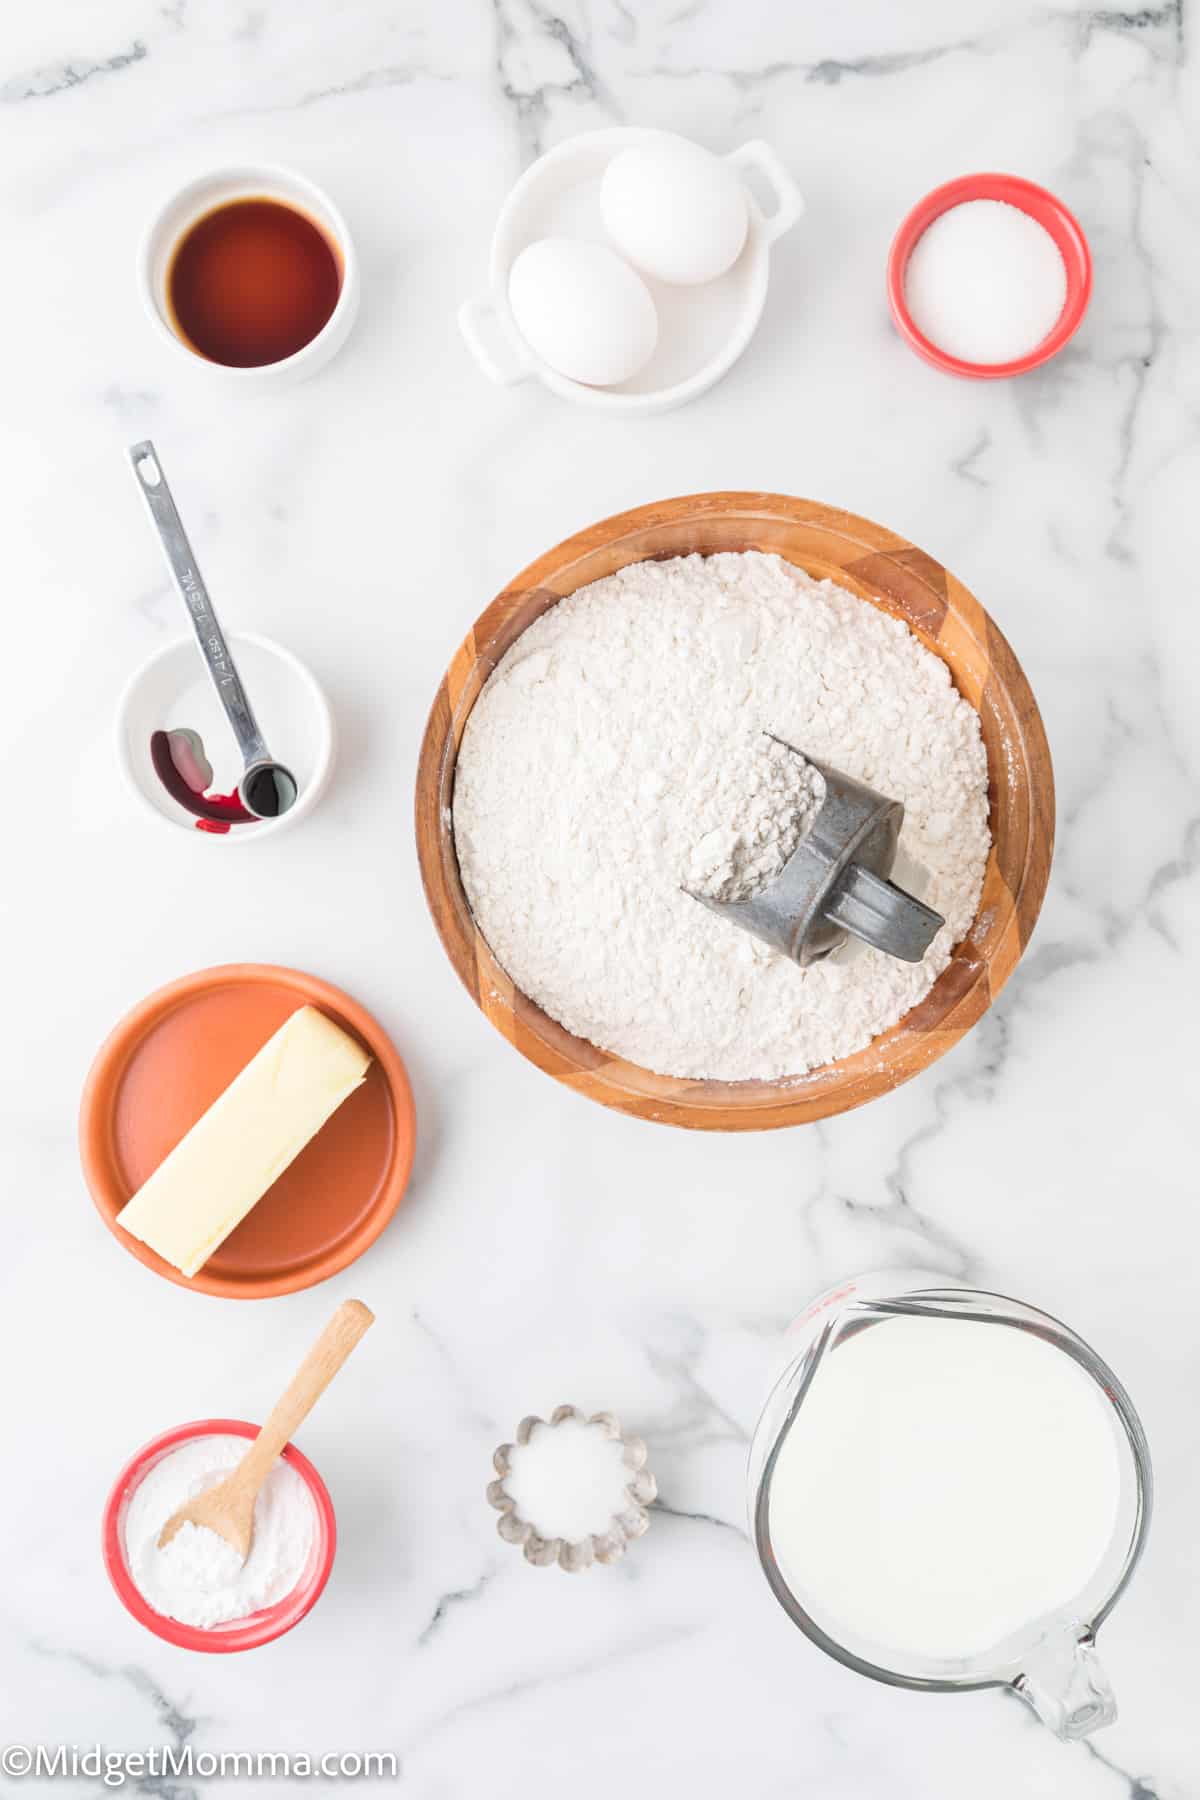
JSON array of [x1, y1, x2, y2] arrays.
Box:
[[0, 1, 1197, 1796]]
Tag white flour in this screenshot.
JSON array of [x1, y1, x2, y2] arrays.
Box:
[[454, 552, 990, 1081], [123, 1434, 316, 1628], [685, 736, 824, 903]]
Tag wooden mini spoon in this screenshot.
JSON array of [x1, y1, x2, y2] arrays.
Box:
[[157, 1298, 374, 1560]]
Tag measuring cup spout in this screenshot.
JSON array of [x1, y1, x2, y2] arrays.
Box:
[[1013, 1622, 1117, 1739]]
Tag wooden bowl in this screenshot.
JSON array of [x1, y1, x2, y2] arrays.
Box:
[[416, 493, 1053, 1130]]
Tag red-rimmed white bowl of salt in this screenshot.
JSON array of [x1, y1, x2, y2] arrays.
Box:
[[887, 173, 1092, 378]]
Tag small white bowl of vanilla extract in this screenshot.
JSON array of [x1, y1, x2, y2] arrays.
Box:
[[139, 164, 359, 386]]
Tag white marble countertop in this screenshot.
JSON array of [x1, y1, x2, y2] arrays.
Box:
[[2, 1, 1197, 1794]]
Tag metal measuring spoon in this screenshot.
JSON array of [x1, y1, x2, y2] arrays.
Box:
[[128, 441, 298, 821]]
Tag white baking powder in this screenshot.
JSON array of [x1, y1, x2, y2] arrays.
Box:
[[454, 552, 990, 1081], [123, 1434, 316, 1629], [904, 199, 1067, 365]]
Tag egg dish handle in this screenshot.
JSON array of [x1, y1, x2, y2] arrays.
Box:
[[458, 294, 534, 386], [726, 140, 805, 245]]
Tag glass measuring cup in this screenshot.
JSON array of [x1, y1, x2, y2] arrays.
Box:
[[748, 1271, 1151, 1739]]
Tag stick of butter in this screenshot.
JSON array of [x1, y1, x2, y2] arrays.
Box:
[[116, 1005, 371, 1278]]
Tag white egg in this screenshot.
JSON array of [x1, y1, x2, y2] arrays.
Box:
[[507, 237, 658, 387], [600, 138, 749, 286]]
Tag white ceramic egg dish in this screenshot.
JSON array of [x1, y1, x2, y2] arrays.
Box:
[[459, 128, 803, 414]]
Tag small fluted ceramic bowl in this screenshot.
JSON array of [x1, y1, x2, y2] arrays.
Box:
[[488, 1406, 657, 1572]]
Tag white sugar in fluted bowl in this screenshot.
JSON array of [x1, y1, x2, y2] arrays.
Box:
[[488, 1406, 657, 1572]]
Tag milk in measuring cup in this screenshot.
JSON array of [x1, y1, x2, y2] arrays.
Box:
[[766, 1312, 1123, 1663]]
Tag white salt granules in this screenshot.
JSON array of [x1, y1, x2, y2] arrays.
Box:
[[502, 1415, 631, 1542], [904, 199, 1067, 365], [123, 1434, 316, 1628], [453, 552, 991, 1082]]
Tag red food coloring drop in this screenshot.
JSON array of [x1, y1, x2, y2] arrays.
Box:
[[150, 730, 257, 832]]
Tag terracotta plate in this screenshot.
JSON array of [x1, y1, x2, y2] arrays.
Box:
[[80, 964, 416, 1298]]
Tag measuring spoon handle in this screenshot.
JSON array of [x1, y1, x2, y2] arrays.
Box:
[[128, 441, 269, 767], [239, 1300, 376, 1489]]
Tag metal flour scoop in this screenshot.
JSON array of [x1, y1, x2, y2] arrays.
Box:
[[690, 736, 945, 967]]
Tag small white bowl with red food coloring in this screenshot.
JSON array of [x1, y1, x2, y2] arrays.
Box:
[[115, 631, 335, 842]]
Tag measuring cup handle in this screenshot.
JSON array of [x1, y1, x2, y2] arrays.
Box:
[[1014, 1626, 1117, 1740], [823, 864, 945, 963]]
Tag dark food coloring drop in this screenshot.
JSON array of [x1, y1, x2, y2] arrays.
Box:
[[242, 763, 298, 818], [150, 729, 256, 834]]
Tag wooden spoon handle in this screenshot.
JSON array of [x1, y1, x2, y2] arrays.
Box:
[[239, 1299, 374, 1487]]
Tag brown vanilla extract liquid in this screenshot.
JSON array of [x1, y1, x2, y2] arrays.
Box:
[[167, 197, 342, 368]]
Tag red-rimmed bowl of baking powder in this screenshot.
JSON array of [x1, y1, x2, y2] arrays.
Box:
[[887, 173, 1092, 378], [102, 1419, 336, 1652]]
